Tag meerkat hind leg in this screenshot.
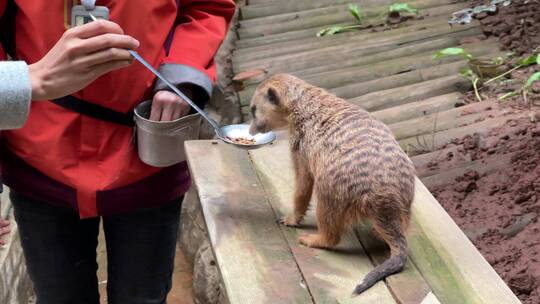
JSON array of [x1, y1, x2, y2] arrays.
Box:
[[298, 200, 345, 249]]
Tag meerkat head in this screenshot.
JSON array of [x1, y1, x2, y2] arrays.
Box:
[[248, 75, 292, 135]]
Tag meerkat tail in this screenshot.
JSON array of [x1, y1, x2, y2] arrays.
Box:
[[351, 244, 408, 296]]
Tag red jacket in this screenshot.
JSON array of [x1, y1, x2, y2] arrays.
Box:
[[0, 0, 235, 218]]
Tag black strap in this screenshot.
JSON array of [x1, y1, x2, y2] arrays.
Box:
[[51, 96, 135, 127], [0, 0, 18, 58]]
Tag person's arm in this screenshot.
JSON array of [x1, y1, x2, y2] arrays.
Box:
[[0, 61, 31, 130], [0, 20, 140, 130], [150, 0, 236, 121], [0, 0, 29, 131]]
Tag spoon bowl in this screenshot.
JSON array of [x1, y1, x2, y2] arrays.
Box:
[[219, 124, 275, 149]]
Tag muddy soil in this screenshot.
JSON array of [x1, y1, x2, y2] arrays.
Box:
[[429, 116, 540, 304], [417, 78, 540, 304], [420, 64, 540, 302], [472, 0, 540, 55]]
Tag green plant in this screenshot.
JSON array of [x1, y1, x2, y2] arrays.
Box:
[[432, 48, 482, 101], [459, 68, 483, 102], [317, 4, 365, 37], [487, 54, 539, 85], [349, 3, 363, 23], [380, 3, 418, 19], [432, 47, 473, 61], [388, 3, 418, 14], [497, 54, 539, 102], [522, 70, 540, 122], [524, 72, 540, 90]]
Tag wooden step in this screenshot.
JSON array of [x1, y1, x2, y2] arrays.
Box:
[[350, 75, 470, 112], [372, 93, 463, 126], [240, 0, 395, 20], [239, 0, 461, 36], [234, 15, 476, 63], [399, 112, 529, 154], [234, 26, 481, 74]]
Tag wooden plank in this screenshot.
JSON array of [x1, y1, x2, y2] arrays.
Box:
[[249, 139, 397, 303], [388, 100, 499, 141], [236, 9, 471, 49], [372, 93, 462, 126], [330, 60, 468, 100], [398, 112, 527, 154], [239, 38, 494, 93], [240, 0, 396, 20], [350, 75, 469, 112], [238, 42, 469, 105], [354, 223, 433, 304], [237, 42, 496, 107], [294, 40, 495, 78], [421, 154, 512, 188], [240, 0, 466, 32], [239, 0, 465, 37], [234, 21, 479, 67], [421, 292, 442, 304], [408, 179, 521, 303], [185, 141, 314, 304], [410, 145, 465, 169]]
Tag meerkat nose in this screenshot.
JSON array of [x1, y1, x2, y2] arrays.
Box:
[[249, 124, 258, 136]]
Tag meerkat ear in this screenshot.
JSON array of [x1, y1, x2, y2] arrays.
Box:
[[267, 87, 280, 105]]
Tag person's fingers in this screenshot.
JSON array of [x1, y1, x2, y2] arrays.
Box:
[[88, 59, 133, 79], [0, 225, 11, 236], [150, 96, 163, 122], [78, 33, 139, 55], [0, 219, 9, 227], [67, 19, 124, 39], [177, 100, 191, 118], [160, 103, 175, 121], [171, 107, 182, 121], [75, 47, 133, 67]]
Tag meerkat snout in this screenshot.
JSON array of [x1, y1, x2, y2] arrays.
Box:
[[248, 79, 290, 136]]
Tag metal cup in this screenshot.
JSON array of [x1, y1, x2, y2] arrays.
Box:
[[134, 100, 201, 167]]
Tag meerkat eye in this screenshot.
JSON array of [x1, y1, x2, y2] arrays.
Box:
[[251, 105, 257, 117], [267, 87, 279, 105]]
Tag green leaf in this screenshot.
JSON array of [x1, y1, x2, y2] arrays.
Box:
[[317, 25, 346, 37], [518, 54, 539, 67], [459, 67, 473, 77], [389, 3, 418, 14], [348, 4, 363, 24], [433, 47, 473, 60], [459, 67, 480, 82], [524, 71, 540, 90], [537, 55, 540, 65], [498, 91, 518, 101]]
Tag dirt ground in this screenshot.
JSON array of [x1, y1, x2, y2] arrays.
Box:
[[421, 37, 540, 304], [428, 115, 540, 303], [473, 0, 540, 55]]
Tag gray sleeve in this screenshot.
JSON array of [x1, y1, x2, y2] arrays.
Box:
[[153, 63, 213, 107], [0, 61, 31, 130]]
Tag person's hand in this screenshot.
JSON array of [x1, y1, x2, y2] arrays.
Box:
[[29, 19, 140, 101], [149, 89, 192, 122], [0, 198, 10, 246]]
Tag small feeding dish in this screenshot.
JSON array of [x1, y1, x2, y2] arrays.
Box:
[[220, 124, 275, 149]]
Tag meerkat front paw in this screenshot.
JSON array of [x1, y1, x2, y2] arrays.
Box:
[[298, 233, 327, 249], [278, 214, 302, 227]]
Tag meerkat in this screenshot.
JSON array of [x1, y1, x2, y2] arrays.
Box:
[[248, 73, 416, 296]]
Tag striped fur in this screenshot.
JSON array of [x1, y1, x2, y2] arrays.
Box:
[[249, 74, 416, 296]]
